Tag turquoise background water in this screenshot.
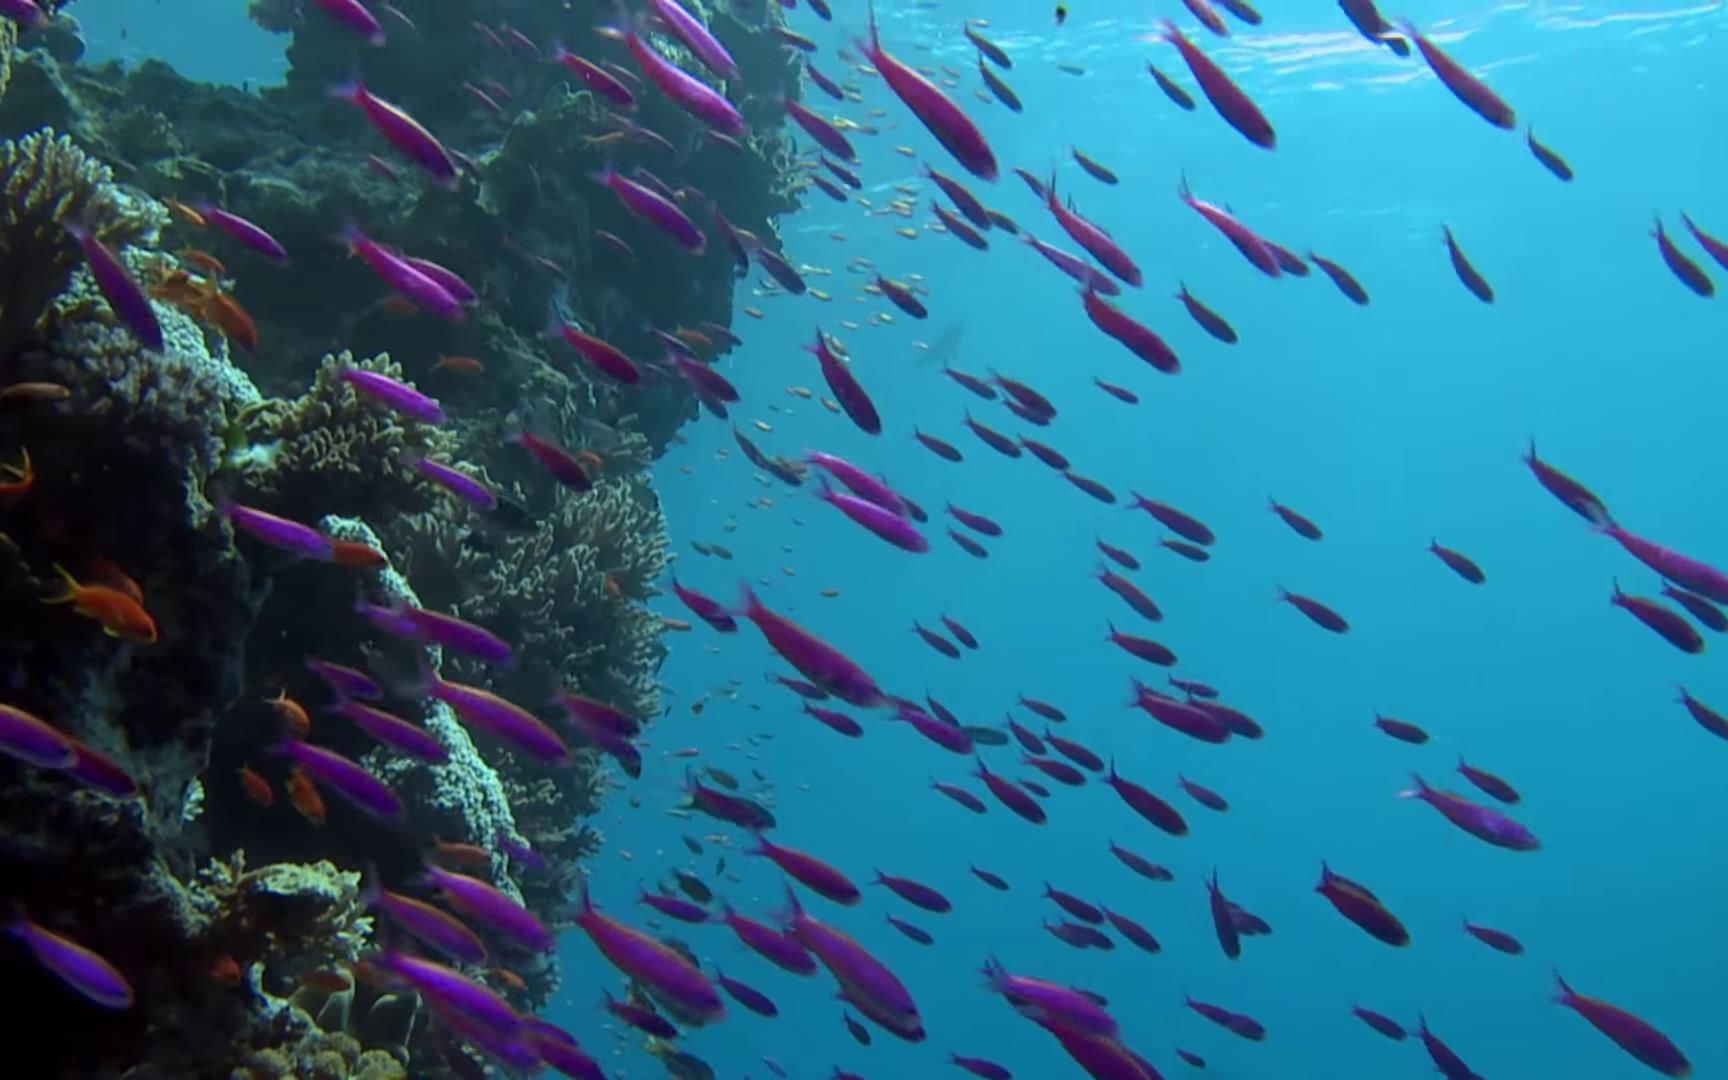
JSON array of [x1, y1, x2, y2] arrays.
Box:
[[84, 1, 1727, 1076]]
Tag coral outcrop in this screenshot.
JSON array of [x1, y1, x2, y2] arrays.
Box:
[[0, 0, 800, 1071]]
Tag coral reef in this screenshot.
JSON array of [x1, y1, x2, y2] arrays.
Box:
[[0, 0, 802, 1071], [233, 351, 453, 520]]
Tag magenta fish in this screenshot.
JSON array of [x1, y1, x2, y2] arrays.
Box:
[[733, 583, 882, 706], [1400, 19, 1516, 129], [594, 168, 704, 252], [573, 883, 724, 1024], [341, 366, 446, 424], [1400, 773, 1539, 850], [407, 454, 497, 511], [1179, 177, 1278, 276], [1611, 580, 1704, 654], [7, 912, 133, 1009], [1311, 251, 1371, 304], [860, 5, 997, 179], [807, 329, 881, 435], [785, 98, 858, 161], [1278, 587, 1349, 633], [1553, 972, 1692, 1078], [1106, 759, 1188, 835], [1161, 20, 1274, 147], [647, 0, 740, 79], [783, 887, 924, 1040], [64, 221, 162, 351], [422, 666, 570, 763], [1046, 180, 1141, 287], [1593, 511, 1728, 605], [200, 205, 289, 262], [554, 46, 637, 108], [1084, 289, 1179, 377], [222, 503, 335, 560], [313, 0, 385, 44], [271, 739, 402, 821], [670, 576, 737, 632], [820, 480, 928, 552], [340, 224, 463, 318], [330, 80, 457, 184], [616, 6, 743, 132]]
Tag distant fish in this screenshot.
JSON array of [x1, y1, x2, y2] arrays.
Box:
[[1160, 20, 1274, 148]]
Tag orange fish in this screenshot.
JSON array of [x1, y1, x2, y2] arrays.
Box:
[[434, 354, 485, 375], [209, 952, 242, 987], [286, 765, 326, 826], [674, 328, 715, 354], [380, 295, 421, 317], [604, 572, 623, 599], [327, 539, 387, 569], [238, 765, 273, 807], [576, 449, 605, 473], [0, 447, 33, 505], [86, 555, 143, 603], [432, 837, 492, 870], [491, 967, 527, 991], [42, 563, 158, 642], [166, 198, 207, 227], [204, 291, 258, 354], [177, 248, 227, 277], [267, 690, 310, 736], [0, 382, 70, 404]]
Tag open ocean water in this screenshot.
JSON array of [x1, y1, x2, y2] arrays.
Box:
[[82, 0, 1727, 1077]]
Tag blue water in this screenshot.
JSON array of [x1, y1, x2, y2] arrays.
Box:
[[104, 0, 1728, 1076]]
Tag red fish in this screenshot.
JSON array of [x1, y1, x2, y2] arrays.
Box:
[[1400, 19, 1516, 129], [859, 3, 997, 179]]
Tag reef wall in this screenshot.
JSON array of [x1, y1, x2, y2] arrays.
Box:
[[0, 0, 798, 1074]]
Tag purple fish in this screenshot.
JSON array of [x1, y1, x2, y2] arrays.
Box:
[[617, 7, 743, 133], [554, 46, 637, 108], [733, 583, 882, 707], [974, 757, 1045, 823], [498, 834, 545, 872], [604, 988, 679, 1038], [946, 503, 1002, 537], [1102, 907, 1161, 953], [329, 699, 449, 764], [0, 703, 75, 768], [1351, 1003, 1408, 1040], [818, 480, 926, 552], [341, 224, 463, 318], [931, 778, 985, 812], [305, 656, 382, 700], [893, 702, 974, 753], [783, 887, 923, 1038], [924, 164, 991, 229], [340, 367, 447, 424], [1553, 972, 1692, 1078], [399, 256, 475, 305], [1278, 587, 1350, 633], [983, 956, 1116, 1039], [199, 205, 289, 262], [405, 453, 497, 510], [593, 168, 705, 252], [875, 871, 951, 913], [365, 881, 488, 965], [221, 503, 335, 559], [0, 1, 48, 29], [64, 221, 162, 351], [804, 702, 863, 737], [1317, 863, 1408, 946], [914, 621, 961, 657], [647, 0, 739, 78], [670, 575, 738, 632], [313, 0, 385, 43], [1611, 579, 1704, 654], [807, 329, 881, 435], [1457, 756, 1520, 804], [271, 739, 402, 821], [1597, 514, 1728, 605], [715, 969, 778, 1017], [373, 950, 523, 1039], [330, 81, 457, 184], [422, 666, 570, 763], [1374, 712, 1429, 744], [805, 451, 903, 514], [888, 915, 934, 945], [1416, 1016, 1480, 1080], [1401, 773, 1540, 850], [398, 606, 512, 666], [785, 98, 858, 161], [1463, 918, 1523, 954], [7, 912, 133, 1009], [719, 903, 817, 974], [574, 883, 724, 1024], [640, 887, 709, 924], [1107, 759, 1188, 836], [860, 8, 997, 179]]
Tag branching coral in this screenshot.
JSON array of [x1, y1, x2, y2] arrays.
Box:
[[0, 128, 157, 352], [233, 351, 455, 521], [1, 20, 14, 109]]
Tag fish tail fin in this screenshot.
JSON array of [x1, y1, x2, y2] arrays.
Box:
[[40, 563, 80, 606], [326, 76, 366, 105], [1550, 969, 1573, 1003], [1584, 500, 1615, 531], [728, 579, 761, 620], [1397, 773, 1428, 799]]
